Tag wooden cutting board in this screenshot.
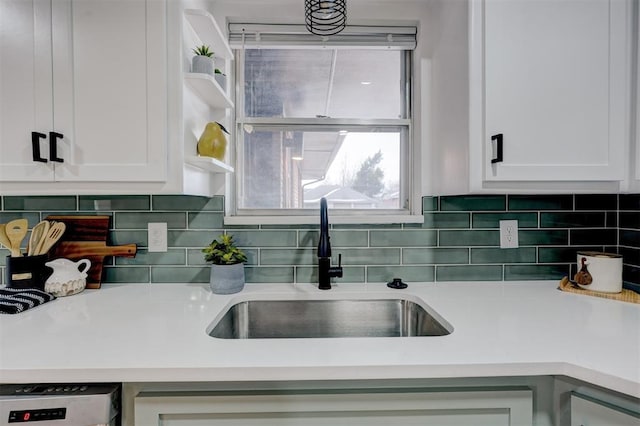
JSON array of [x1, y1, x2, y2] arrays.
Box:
[[45, 215, 137, 288]]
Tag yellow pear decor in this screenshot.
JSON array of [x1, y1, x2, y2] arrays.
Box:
[[197, 122, 229, 160]]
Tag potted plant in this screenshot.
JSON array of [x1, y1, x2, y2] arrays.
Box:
[[192, 44, 214, 76], [214, 68, 226, 91], [203, 234, 247, 294]]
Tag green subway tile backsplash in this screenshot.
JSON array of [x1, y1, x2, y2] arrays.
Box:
[[298, 230, 369, 248], [519, 230, 568, 246], [471, 212, 538, 229], [422, 196, 438, 212], [504, 264, 570, 281], [575, 194, 618, 210], [337, 248, 401, 265], [570, 229, 617, 246], [540, 212, 605, 228], [508, 194, 573, 211], [103, 267, 150, 283], [0, 193, 638, 287], [367, 266, 435, 283], [261, 249, 317, 266], [620, 212, 640, 229], [470, 247, 536, 264], [402, 248, 469, 265], [436, 265, 503, 281], [79, 195, 150, 211], [423, 213, 470, 229], [151, 266, 208, 283], [115, 212, 186, 229], [116, 249, 186, 266], [537, 246, 603, 264], [152, 195, 223, 211], [245, 266, 294, 283], [187, 212, 224, 229], [0, 212, 40, 225], [4, 196, 77, 211], [440, 195, 506, 211], [439, 230, 499, 246], [370, 230, 437, 247], [619, 194, 640, 210]]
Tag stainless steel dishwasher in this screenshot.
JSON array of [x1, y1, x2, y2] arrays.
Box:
[[0, 383, 119, 425]]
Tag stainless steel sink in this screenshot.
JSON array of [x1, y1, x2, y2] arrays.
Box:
[[207, 297, 452, 339]]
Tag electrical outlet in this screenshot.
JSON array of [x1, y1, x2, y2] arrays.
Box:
[[148, 222, 168, 252], [499, 220, 519, 249]]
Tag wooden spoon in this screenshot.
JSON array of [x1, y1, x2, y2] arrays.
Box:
[[36, 221, 66, 255], [28, 220, 50, 256], [0, 224, 12, 252], [5, 218, 28, 257]]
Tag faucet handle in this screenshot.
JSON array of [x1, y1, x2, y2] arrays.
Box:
[[328, 253, 344, 279]]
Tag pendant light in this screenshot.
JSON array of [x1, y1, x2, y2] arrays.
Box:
[[305, 0, 346, 36]]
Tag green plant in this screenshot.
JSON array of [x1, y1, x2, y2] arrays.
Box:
[[203, 234, 247, 265], [214, 68, 225, 75], [192, 45, 213, 57]]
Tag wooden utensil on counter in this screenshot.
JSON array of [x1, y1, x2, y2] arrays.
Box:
[[4, 219, 28, 257], [36, 221, 66, 255], [27, 220, 50, 256]]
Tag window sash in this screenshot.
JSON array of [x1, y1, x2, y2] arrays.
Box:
[[232, 123, 412, 216], [231, 31, 415, 218]]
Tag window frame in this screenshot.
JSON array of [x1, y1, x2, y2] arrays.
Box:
[[226, 28, 420, 224]]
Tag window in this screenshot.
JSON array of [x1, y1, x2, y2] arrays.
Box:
[[230, 24, 416, 219]]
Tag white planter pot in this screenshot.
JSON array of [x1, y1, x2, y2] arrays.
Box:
[[209, 263, 245, 294], [214, 73, 226, 91], [192, 55, 214, 75]]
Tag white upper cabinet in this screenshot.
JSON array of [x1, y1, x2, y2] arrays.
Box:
[[0, 0, 167, 186], [0, 0, 54, 182], [469, 0, 632, 190]]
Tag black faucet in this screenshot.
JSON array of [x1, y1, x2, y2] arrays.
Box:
[[318, 197, 343, 290]]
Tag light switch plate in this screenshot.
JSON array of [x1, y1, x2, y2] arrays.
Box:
[[499, 220, 519, 249], [148, 222, 168, 252]]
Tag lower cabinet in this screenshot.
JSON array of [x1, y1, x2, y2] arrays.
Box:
[[134, 388, 533, 426], [570, 393, 640, 426]]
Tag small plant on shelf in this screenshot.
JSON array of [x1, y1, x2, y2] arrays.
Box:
[[191, 45, 215, 75], [192, 45, 213, 57]]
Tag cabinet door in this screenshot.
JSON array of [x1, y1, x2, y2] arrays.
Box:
[[51, 0, 167, 182], [135, 389, 533, 426], [480, 0, 629, 182], [571, 393, 640, 426], [0, 0, 54, 182]]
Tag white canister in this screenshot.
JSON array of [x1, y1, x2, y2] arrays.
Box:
[[576, 251, 623, 293]]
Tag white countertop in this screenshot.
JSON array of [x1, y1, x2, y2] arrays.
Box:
[[1, 281, 639, 397]]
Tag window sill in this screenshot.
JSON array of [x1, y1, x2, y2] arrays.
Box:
[[223, 215, 424, 226]]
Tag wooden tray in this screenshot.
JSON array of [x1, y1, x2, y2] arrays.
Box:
[[558, 277, 640, 304], [45, 215, 137, 289]]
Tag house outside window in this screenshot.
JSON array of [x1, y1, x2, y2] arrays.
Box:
[[228, 24, 417, 221]]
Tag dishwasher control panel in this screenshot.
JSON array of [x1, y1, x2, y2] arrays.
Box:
[[9, 408, 66, 423], [0, 383, 119, 426]]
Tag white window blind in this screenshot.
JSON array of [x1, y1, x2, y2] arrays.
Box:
[[228, 23, 417, 50]]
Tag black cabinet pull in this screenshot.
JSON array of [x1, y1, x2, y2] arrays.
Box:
[[491, 133, 503, 164], [31, 132, 48, 162], [49, 131, 64, 163]]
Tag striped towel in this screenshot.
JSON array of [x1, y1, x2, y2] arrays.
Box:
[[0, 287, 56, 314]]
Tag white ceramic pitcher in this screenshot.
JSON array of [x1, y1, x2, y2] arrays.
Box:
[[44, 258, 91, 297]]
